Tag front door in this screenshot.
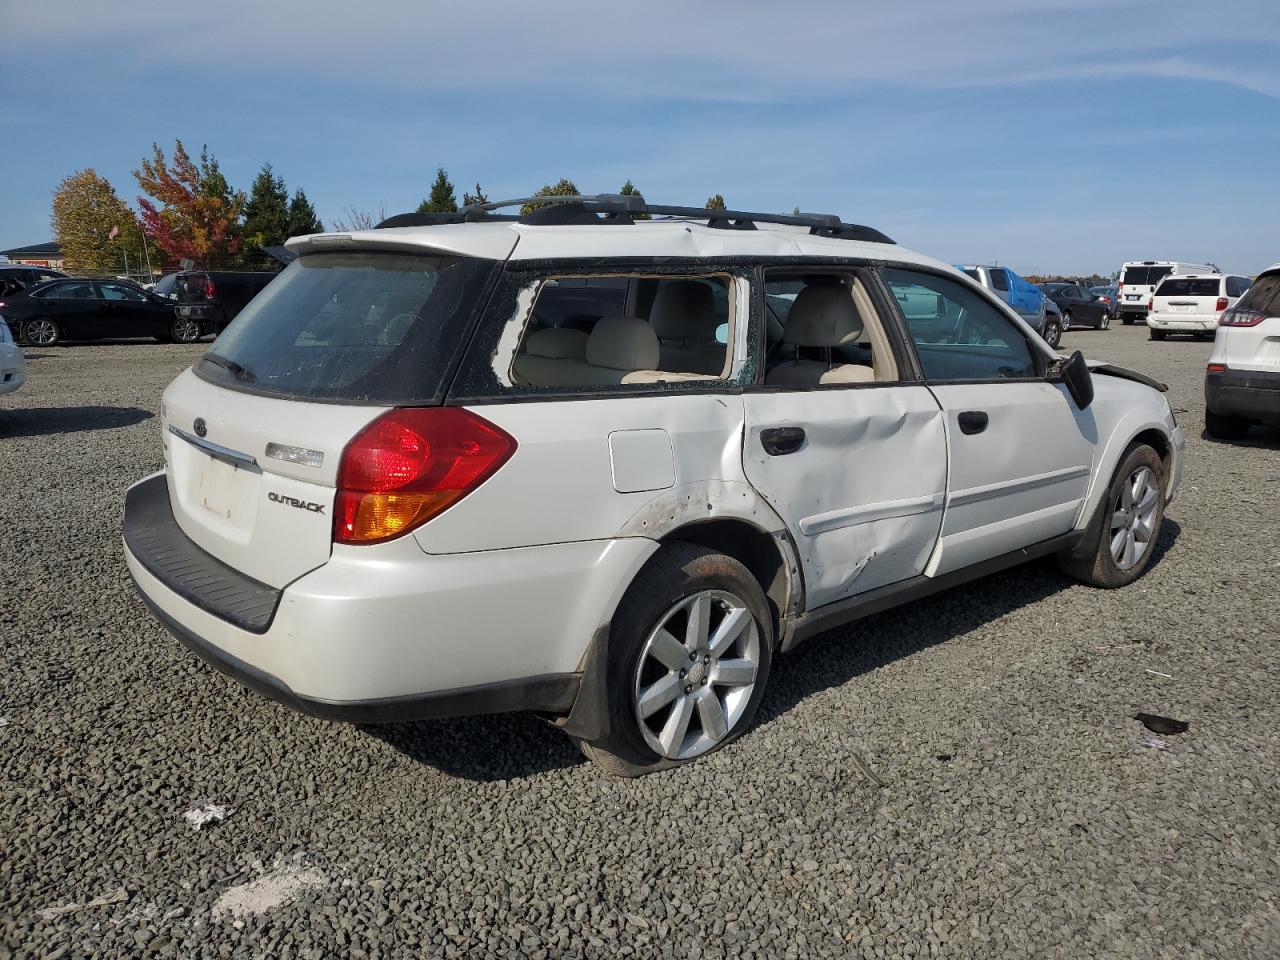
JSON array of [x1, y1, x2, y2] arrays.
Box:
[[879, 267, 1097, 576], [742, 270, 948, 610]]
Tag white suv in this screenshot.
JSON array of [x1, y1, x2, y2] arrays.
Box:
[[1205, 262, 1280, 440], [1148, 273, 1252, 341], [123, 195, 1184, 776]]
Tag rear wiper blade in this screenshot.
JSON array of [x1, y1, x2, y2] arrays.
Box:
[[201, 353, 256, 382]]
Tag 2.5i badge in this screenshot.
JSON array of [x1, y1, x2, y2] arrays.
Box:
[[267, 491, 326, 514]]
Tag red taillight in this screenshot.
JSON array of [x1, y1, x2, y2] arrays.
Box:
[[334, 408, 516, 545], [1207, 363, 1228, 373], [1215, 296, 1229, 312], [1147, 297, 1154, 311], [1220, 307, 1267, 327], [203, 276, 216, 300]]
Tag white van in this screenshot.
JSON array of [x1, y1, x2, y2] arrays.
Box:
[[1117, 261, 1215, 323], [1148, 273, 1252, 340]]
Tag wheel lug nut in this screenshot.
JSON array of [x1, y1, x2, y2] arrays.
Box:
[[684, 685, 693, 694], [700, 678, 708, 686], [703, 655, 710, 664], [689, 652, 697, 661], [679, 669, 687, 678]]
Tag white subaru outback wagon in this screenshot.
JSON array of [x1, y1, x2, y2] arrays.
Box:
[[124, 195, 1184, 776]]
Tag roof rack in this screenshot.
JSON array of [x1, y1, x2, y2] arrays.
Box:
[[375, 194, 894, 244]]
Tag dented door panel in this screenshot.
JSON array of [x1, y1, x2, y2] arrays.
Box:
[[743, 386, 948, 609]]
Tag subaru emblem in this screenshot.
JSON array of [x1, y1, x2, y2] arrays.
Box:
[[194, 417, 207, 438]]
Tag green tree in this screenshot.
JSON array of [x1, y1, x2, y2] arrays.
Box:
[[417, 168, 458, 214], [51, 169, 145, 274], [287, 189, 324, 236], [521, 178, 580, 215], [241, 164, 289, 253], [706, 194, 726, 211], [462, 182, 489, 207], [134, 140, 246, 264], [619, 179, 649, 219]]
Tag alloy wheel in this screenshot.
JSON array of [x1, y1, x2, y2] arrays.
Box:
[[173, 318, 201, 343], [632, 590, 761, 761], [1110, 465, 1160, 571], [1062, 311, 1072, 331], [1100, 313, 1110, 329], [27, 319, 57, 346]]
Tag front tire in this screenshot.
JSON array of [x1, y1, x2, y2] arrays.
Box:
[[1205, 408, 1250, 441], [1059, 443, 1166, 588], [170, 316, 202, 344], [1042, 317, 1063, 349], [24, 317, 60, 346], [580, 542, 773, 777]]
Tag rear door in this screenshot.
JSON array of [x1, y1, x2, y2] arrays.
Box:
[[741, 269, 948, 609], [880, 267, 1096, 576]]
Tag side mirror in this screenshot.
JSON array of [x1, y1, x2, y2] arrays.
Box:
[[1057, 350, 1094, 410]]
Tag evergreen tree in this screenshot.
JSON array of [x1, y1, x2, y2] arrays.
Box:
[[462, 183, 489, 207], [417, 168, 458, 214], [619, 179, 649, 219], [521, 179, 580, 215], [241, 164, 290, 252], [287, 189, 324, 236], [706, 194, 726, 210]]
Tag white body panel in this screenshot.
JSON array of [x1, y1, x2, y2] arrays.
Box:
[[125, 506, 654, 701], [927, 381, 1095, 576], [0, 338, 25, 396], [741, 386, 947, 607]]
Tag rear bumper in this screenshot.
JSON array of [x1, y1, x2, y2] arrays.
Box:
[[1206, 368, 1280, 422], [123, 473, 655, 719], [1148, 314, 1219, 332]]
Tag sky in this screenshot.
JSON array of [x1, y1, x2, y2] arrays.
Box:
[[2, 0, 1278, 276]]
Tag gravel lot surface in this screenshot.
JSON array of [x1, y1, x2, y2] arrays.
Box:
[[2, 326, 1278, 959]]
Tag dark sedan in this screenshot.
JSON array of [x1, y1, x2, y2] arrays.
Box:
[[1038, 282, 1111, 331], [0, 278, 186, 346]]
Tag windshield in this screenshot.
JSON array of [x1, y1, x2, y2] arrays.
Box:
[[1156, 278, 1219, 297], [1122, 266, 1174, 286], [198, 251, 496, 403]]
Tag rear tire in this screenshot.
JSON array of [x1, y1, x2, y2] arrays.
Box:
[[1061, 311, 1072, 332], [1150, 329, 1166, 341], [579, 542, 774, 777], [1059, 443, 1166, 588], [24, 317, 60, 346], [1205, 408, 1250, 441], [1100, 313, 1111, 330], [1123, 315, 1135, 325]]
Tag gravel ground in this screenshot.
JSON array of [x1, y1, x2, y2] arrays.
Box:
[[2, 326, 1278, 959]]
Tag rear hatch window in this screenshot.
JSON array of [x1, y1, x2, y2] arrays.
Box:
[[196, 251, 497, 404], [1156, 278, 1220, 298], [1235, 274, 1280, 316]]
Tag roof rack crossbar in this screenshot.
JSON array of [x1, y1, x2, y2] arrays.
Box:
[[376, 194, 894, 243]]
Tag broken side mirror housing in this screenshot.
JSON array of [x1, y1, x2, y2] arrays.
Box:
[[1057, 350, 1094, 410]]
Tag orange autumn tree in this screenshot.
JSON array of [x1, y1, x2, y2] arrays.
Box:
[[134, 140, 245, 264]]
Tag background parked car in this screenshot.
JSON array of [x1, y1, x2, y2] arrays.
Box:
[[0, 278, 178, 346], [1148, 273, 1251, 341], [957, 264, 1057, 345], [1116, 261, 1215, 323], [1204, 263, 1280, 439], [1039, 282, 1111, 330], [174, 270, 278, 337], [148, 272, 182, 300], [1090, 285, 1119, 323]]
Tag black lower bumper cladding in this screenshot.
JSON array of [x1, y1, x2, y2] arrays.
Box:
[[1206, 368, 1280, 422]]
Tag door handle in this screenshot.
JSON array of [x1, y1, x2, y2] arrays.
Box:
[[760, 426, 806, 456], [958, 411, 988, 435]]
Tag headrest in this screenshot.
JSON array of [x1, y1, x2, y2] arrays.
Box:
[[649, 281, 717, 339], [586, 317, 660, 371], [783, 284, 864, 347], [524, 326, 588, 359]]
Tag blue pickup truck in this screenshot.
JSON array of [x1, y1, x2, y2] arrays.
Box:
[[957, 264, 1058, 347]]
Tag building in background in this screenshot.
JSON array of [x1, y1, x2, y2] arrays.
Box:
[[0, 241, 64, 270]]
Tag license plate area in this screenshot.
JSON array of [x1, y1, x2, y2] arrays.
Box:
[[195, 454, 260, 522], [1126, 294, 1143, 301]]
